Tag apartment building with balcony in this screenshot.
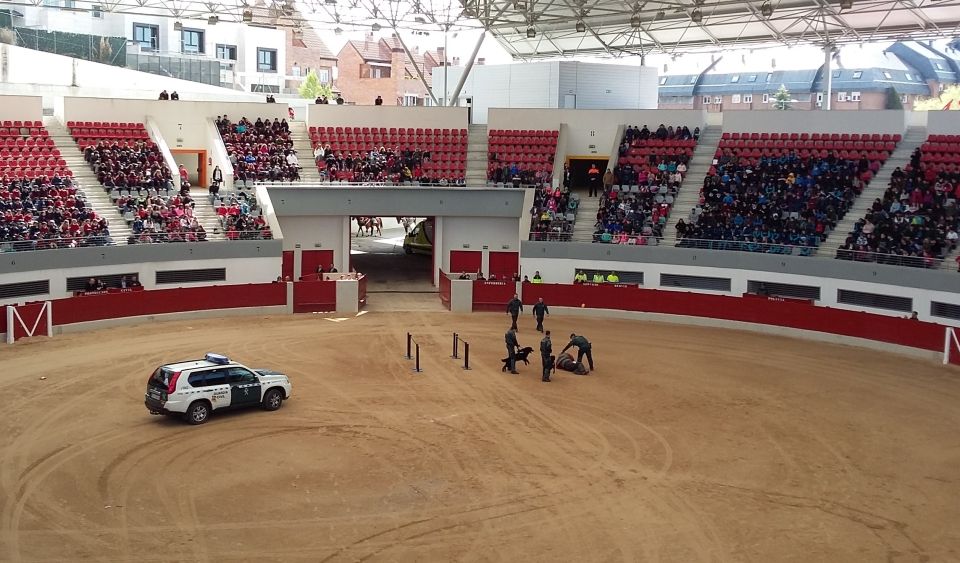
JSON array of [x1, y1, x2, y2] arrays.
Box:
[[9, 0, 334, 93]]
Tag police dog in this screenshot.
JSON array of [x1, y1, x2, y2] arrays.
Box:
[[502, 346, 534, 371]]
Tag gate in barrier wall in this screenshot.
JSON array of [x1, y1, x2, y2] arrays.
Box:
[[439, 270, 451, 310]]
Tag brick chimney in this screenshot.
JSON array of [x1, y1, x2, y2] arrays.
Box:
[[453, 56, 460, 66], [437, 46, 445, 64]]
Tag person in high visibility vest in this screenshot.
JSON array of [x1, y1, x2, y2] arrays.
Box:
[[591, 272, 605, 283], [606, 272, 620, 283], [531, 271, 543, 284], [574, 271, 588, 284], [587, 163, 601, 197]]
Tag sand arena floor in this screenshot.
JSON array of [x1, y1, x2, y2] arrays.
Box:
[[0, 310, 959, 562]]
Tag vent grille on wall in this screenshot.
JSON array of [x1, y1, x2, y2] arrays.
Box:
[[0, 280, 50, 300], [156, 268, 226, 285], [837, 289, 912, 312], [67, 273, 138, 292], [747, 280, 820, 301], [660, 273, 731, 292], [931, 301, 960, 321], [578, 269, 644, 285]]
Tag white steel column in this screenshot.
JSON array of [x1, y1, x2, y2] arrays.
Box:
[[450, 32, 486, 105], [824, 43, 833, 111]]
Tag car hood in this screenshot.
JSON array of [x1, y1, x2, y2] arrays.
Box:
[[254, 369, 285, 377]]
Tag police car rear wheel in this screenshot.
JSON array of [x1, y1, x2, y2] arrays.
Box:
[[262, 388, 283, 411], [186, 401, 211, 425]]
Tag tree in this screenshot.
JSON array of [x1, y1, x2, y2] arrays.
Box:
[[298, 70, 333, 101], [913, 84, 960, 111], [884, 87, 903, 110], [771, 84, 791, 110]]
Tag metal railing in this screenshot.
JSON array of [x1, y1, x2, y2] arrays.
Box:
[[835, 248, 945, 269], [254, 180, 529, 189], [675, 238, 818, 256], [529, 231, 664, 244], [0, 231, 271, 253], [0, 235, 114, 253]]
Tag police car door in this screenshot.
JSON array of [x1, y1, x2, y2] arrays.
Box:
[[226, 367, 261, 408], [202, 368, 231, 409]]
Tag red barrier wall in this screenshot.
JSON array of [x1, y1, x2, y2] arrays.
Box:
[[52, 283, 287, 326], [0, 305, 6, 334], [358, 274, 368, 307], [473, 280, 515, 312], [439, 270, 451, 310], [450, 250, 481, 275], [282, 251, 294, 281], [522, 283, 955, 360], [489, 251, 519, 280], [292, 280, 337, 313]]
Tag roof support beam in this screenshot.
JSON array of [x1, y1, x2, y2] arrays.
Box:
[[901, 0, 942, 33], [449, 31, 486, 105], [745, 1, 790, 45], [812, 0, 861, 41]]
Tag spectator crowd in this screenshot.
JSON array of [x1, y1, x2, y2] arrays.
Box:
[[678, 149, 871, 254], [0, 174, 110, 250], [837, 146, 960, 268], [119, 190, 208, 244], [529, 184, 577, 240], [315, 144, 460, 185], [216, 116, 301, 183], [84, 140, 174, 192], [592, 124, 696, 244]]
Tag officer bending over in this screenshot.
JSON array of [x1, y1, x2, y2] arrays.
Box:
[[562, 333, 594, 371]]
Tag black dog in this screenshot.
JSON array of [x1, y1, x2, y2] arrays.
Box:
[[502, 347, 534, 371]]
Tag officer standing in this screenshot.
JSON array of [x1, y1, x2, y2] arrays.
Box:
[[504, 327, 520, 375], [562, 333, 594, 371], [540, 330, 553, 382], [506, 293, 523, 331], [532, 297, 549, 332]]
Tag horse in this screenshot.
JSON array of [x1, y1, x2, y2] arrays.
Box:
[[355, 216, 383, 237]]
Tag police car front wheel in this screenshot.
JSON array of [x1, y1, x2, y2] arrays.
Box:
[[186, 401, 211, 425], [262, 388, 284, 411]]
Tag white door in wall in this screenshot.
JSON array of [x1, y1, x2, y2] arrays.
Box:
[[563, 94, 577, 109]]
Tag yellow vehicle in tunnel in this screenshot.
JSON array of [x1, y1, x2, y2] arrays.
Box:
[[403, 218, 433, 255]]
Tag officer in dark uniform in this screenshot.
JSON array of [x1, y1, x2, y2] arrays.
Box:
[[504, 327, 520, 374], [562, 333, 594, 371], [532, 297, 549, 332], [540, 330, 553, 382], [506, 293, 523, 331]]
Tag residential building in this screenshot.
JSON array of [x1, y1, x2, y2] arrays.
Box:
[[658, 41, 959, 111], [335, 33, 441, 106], [8, 0, 329, 93], [285, 23, 338, 93]]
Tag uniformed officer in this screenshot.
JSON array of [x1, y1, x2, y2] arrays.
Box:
[[532, 297, 549, 332], [506, 293, 523, 331], [540, 330, 553, 382], [562, 333, 594, 371], [504, 327, 520, 374]]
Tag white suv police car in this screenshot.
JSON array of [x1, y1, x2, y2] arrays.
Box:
[[145, 353, 292, 425]]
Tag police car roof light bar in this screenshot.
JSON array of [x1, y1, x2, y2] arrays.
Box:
[[205, 353, 230, 365]]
